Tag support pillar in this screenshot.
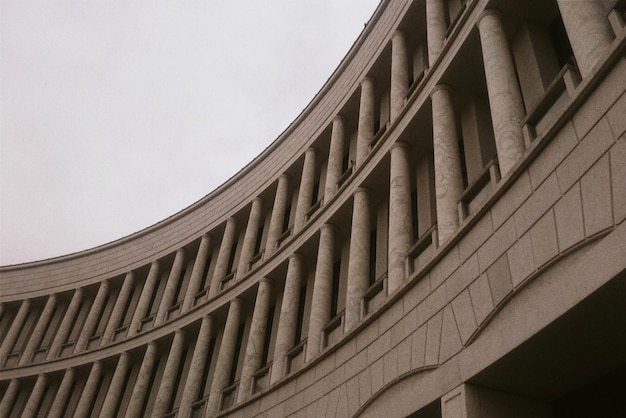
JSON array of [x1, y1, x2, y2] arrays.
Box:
[[345, 188, 371, 331], [307, 224, 335, 361], [20, 295, 57, 364], [22, 374, 47, 418], [178, 315, 214, 418], [207, 299, 242, 413], [271, 254, 303, 384], [102, 271, 135, 345], [125, 343, 158, 418], [74, 361, 103, 418], [48, 289, 82, 359], [432, 85, 464, 243], [100, 353, 130, 418], [478, 10, 526, 176], [388, 142, 413, 292], [209, 217, 237, 298], [357, 78, 376, 165], [0, 299, 30, 365], [48, 368, 75, 418], [182, 234, 212, 312], [294, 147, 318, 231], [238, 278, 272, 402], [128, 261, 160, 337], [153, 330, 187, 417], [0, 379, 19, 417], [236, 197, 264, 276], [556, 0, 614, 77], [326, 115, 346, 199], [426, 0, 448, 65], [155, 248, 186, 325], [391, 30, 409, 121], [75, 280, 110, 352], [265, 174, 290, 256]]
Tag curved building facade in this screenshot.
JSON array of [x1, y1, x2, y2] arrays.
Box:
[[2, 0, 626, 417]]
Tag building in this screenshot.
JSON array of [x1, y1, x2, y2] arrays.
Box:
[[1, 0, 626, 416]]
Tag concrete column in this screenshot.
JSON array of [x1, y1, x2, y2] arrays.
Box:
[[388, 142, 413, 292], [74, 361, 103, 418], [209, 217, 237, 298], [153, 330, 187, 417], [294, 147, 318, 231], [128, 261, 160, 337], [307, 224, 335, 361], [102, 271, 135, 345], [155, 248, 186, 325], [432, 85, 464, 243], [357, 78, 376, 165], [391, 30, 409, 121], [238, 278, 272, 402], [0, 379, 19, 417], [125, 343, 158, 418], [426, 0, 448, 64], [182, 234, 211, 312], [237, 197, 264, 276], [100, 352, 130, 418], [20, 295, 57, 364], [48, 368, 75, 418], [75, 280, 110, 352], [178, 315, 214, 418], [207, 298, 242, 413], [0, 299, 30, 364], [326, 115, 345, 199], [345, 188, 371, 331], [265, 174, 290, 256], [22, 374, 47, 418], [271, 254, 303, 384], [48, 288, 82, 359], [478, 10, 526, 176], [557, 0, 614, 77]]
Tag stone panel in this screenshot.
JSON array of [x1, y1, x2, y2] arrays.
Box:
[[410, 324, 428, 370], [469, 274, 495, 325], [530, 210, 559, 268], [451, 290, 478, 345], [487, 254, 513, 306], [528, 122, 578, 190], [581, 154, 613, 236], [445, 253, 480, 303], [458, 213, 494, 261], [430, 246, 461, 290], [506, 231, 536, 287], [424, 310, 443, 366], [491, 172, 533, 229], [383, 346, 399, 385], [607, 91, 626, 139], [514, 172, 560, 235], [554, 183, 585, 251], [477, 217, 517, 272], [610, 136, 626, 223], [417, 284, 446, 326], [439, 305, 462, 363]]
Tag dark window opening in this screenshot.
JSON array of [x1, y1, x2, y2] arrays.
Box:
[[411, 188, 419, 241], [369, 229, 378, 285], [295, 286, 307, 345], [261, 306, 275, 366], [549, 15, 574, 68], [199, 256, 212, 291], [199, 337, 217, 399], [254, 225, 264, 255], [226, 244, 237, 274], [331, 260, 341, 317], [169, 347, 188, 412], [311, 180, 320, 205], [282, 205, 292, 232], [229, 323, 245, 384]]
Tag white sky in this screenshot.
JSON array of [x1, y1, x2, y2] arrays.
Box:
[[0, 0, 380, 266]]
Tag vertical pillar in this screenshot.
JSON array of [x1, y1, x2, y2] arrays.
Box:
[[207, 299, 242, 413], [345, 188, 371, 331], [556, 0, 614, 77], [478, 10, 526, 176], [0, 379, 20, 417], [236, 197, 264, 276], [102, 271, 135, 345], [182, 234, 212, 312], [0, 299, 31, 364], [128, 261, 160, 337], [388, 142, 413, 292], [238, 278, 272, 402], [326, 115, 346, 199], [125, 343, 158, 418], [265, 174, 290, 256], [178, 315, 214, 418], [307, 224, 335, 361], [155, 248, 186, 325], [20, 295, 57, 364], [432, 86, 464, 243], [48, 288, 82, 359], [153, 330, 187, 417], [357, 78, 376, 165], [391, 30, 409, 121], [22, 374, 48, 418], [48, 368, 75, 418], [100, 353, 130, 418], [271, 254, 303, 384], [75, 280, 110, 352], [209, 217, 237, 298], [426, 0, 448, 65], [294, 147, 318, 231], [73, 361, 103, 418]]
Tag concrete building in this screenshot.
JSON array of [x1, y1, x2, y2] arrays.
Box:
[[1, 0, 626, 416]]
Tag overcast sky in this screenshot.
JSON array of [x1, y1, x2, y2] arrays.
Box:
[[0, 0, 380, 266]]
